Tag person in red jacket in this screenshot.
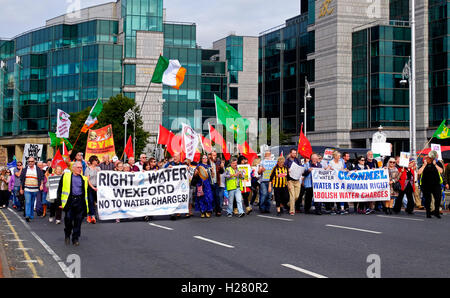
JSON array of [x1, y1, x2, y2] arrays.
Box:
[[394, 158, 416, 214]]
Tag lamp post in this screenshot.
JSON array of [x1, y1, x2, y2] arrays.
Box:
[[304, 77, 312, 136], [401, 57, 412, 156], [124, 109, 135, 161]]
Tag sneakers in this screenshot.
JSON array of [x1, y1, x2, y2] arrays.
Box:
[[205, 212, 211, 218], [238, 213, 245, 218], [49, 217, 54, 223], [91, 216, 96, 224], [87, 216, 92, 223], [365, 209, 372, 215], [55, 220, 61, 224], [201, 213, 205, 218], [227, 213, 233, 218], [289, 212, 295, 216], [115, 219, 120, 223], [246, 207, 253, 215]]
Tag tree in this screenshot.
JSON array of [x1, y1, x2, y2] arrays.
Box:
[[68, 94, 150, 159]]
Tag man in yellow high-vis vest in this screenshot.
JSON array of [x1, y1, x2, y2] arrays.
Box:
[[56, 161, 89, 246]]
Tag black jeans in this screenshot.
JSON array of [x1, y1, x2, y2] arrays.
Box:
[[49, 202, 62, 220], [394, 183, 414, 213], [423, 186, 442, 215], [64, 196, 86, 242], [304, 188, 320, 212], [274, 187, 289, 208]]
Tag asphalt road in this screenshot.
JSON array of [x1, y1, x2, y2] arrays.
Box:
[[1, 205, 449, 278]]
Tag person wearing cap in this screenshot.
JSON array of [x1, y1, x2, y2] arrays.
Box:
[[67, 151, 87, 174], [394, 157, 417, 215]]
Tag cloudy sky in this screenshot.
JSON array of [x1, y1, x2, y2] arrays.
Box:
[[0, 0, 300, 48]]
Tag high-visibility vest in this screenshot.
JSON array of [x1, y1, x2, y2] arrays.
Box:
[[60, 172, 89, 214], [226, 167, 241, 191]]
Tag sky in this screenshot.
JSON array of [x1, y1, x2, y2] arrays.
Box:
[[0, 0, 301, 48]]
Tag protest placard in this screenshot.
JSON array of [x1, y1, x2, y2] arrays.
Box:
[[47, 175, 63, 203], [312, 168, 390, 202], [430, 144, 442, 160], [261, 160, 277, 182], [97, 166, 190, 220], [237, 164, 251, 187], [399, 152, 410, 168], [85, 125, 116, 162], [289, 162, 305, 180], [22, 144, 43, 165]]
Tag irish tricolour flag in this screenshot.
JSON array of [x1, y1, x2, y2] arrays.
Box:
[[81, 99, 103, 133], [151, 55, 186, 90]]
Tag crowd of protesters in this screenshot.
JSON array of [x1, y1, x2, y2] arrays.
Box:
[[1, 148, 448, 228]]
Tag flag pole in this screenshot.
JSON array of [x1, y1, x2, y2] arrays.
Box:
[[72, 129, 83, 150], [140, 80, 153, 112]]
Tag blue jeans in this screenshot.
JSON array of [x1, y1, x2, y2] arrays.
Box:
[[13, 186, 21, 209], [259, 182, 271, 212], [216, 186, 225, 213], [41, 192, 48, 205], [227, 189, 244, 215], [24, 191, 38, 219]]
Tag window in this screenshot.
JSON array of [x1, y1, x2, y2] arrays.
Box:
[[124, 64, 136, 86], [229, 87, 238, 100]]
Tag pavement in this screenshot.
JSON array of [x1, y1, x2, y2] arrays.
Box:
[[0, 204, 449, 278]]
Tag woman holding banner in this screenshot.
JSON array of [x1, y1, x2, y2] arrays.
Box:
[[194, 155, 214, 218], [85, 155, 101, 224], [355, 156, 369, 214], [386, 158, 400, 215]]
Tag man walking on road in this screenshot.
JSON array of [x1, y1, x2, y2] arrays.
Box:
[[284, 149, 302, 216], [20, 157, 45, 222], [57, 161, 89, 246]]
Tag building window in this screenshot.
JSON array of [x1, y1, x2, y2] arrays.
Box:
[[124, 64, 136, 86], [230, 87, 238, 100]]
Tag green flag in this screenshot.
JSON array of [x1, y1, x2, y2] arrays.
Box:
[[48, 132, 73, 150], [214, 94, 250, 145], [432, 120, 450, 139]]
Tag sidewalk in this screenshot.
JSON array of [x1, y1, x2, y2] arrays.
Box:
[[0, 232, 12, 278]]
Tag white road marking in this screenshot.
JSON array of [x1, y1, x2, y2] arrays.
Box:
[[7, 208, 75, 278], [281, 264, 328, 278], [257, 215, 293, 222], [6, 239, 27, 241], [16, 248, 33, 251], [325, 224, 382, 234], [376, 215, 424, 222], [193, 236, 235, 249], [149, 223, 174, 231], [20, 260, 38, 263]]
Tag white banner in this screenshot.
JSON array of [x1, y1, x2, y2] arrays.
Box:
[[97, 166, 190, 220], [182, 123, 199, 161], [22, 144, 43, 165], [312, 168, 390, 202], [56, 109, 71, 138], [47, 175, 63, 203], [430, 144, 442, 161]]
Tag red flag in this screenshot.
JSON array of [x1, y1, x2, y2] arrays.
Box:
[[124, 136, 134, 158], [209, 124, 231, 161], [167, 134, 186, 161], [51, 149, 68, 170], [200, 135, 213, 154], [62, 141, 70, 163], [238, 141, 258, 166], [157, 125, 173, 146], [298, 123, 313, 159], [194, 148, 201, 163]]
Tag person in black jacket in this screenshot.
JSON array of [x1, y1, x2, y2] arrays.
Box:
[[19, 157, 45, 221], [418, 156, 444, 218]]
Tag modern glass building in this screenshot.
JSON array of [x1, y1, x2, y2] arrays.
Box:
[[0, 0, 210, 162], [259, 13, 315, 135], [259, 0, 450, 155]]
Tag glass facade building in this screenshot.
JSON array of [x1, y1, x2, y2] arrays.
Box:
[[352, 25, 411, 129], [259, 12, 315, 136], [0, 19, 122, 136], [429, 0, 450, 126], [162, 22, 202, 130]]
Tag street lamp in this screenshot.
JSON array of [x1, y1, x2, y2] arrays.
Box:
[[123, 109, 136, 161], [304, 77, 312, 136], [400, 57, 412, 155]]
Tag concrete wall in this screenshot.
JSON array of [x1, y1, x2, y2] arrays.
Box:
[[310, 0, 389, 147], [123, 31, 164, 154]]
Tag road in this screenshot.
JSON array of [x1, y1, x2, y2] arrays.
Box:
[[1, 205, 449, 278]]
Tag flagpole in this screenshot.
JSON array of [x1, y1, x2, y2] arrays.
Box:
[[140, 80, 153, 112], [72, 129, 83, 150]]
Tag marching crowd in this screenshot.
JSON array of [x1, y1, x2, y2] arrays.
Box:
[[0, 148, 448, 245]]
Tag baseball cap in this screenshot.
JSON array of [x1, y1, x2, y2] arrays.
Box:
[[112, 156, 119, 162]]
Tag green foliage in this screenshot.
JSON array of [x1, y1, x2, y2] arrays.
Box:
[[68, 94, 150, 157]]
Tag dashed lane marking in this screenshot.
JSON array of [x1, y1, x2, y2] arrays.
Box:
[[325, 224, 382, 235], [193, 236, 235, 249], [281, 264, 328, 278]]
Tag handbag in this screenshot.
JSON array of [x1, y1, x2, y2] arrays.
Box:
[[393, 181, 402, 192]]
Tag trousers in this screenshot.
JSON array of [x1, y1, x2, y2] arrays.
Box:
[[64, 196, 86, 241]]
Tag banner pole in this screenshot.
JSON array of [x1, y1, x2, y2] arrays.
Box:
[[72, 129, 83, 150], [140, 81, 153, 112], [417, 137, 433, 157]]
